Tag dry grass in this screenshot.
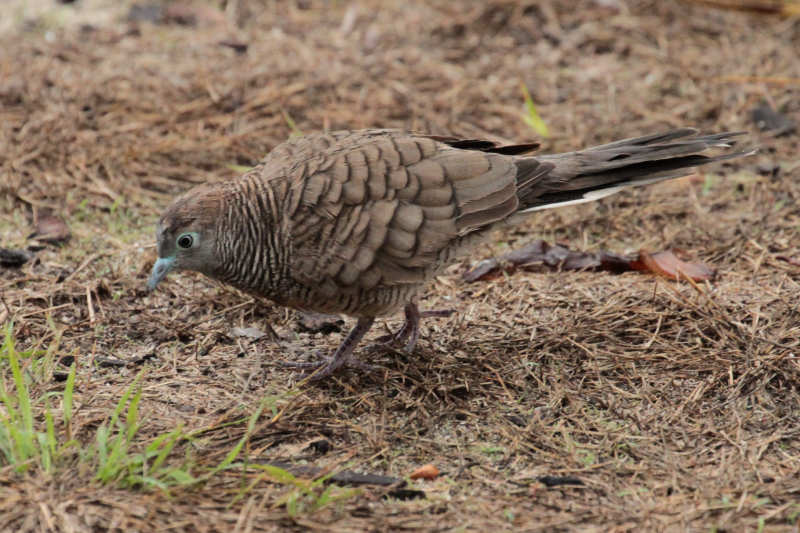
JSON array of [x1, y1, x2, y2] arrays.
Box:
[[1, 0, 799, 531]]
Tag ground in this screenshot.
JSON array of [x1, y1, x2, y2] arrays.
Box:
[[1, 0, 799, 531]]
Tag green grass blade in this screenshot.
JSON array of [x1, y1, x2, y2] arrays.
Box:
[[167, 468, 197, 485], [94, 424, 109, 475], [253, 463, 298, 485], [210, 398, 268, 476], [286, 491, 299, 516], [95, 369, 145, 482], [43, 400, 56, 471], [63, 362, 76, 441], [281, 108, 303, 138], [149, 429, 182, 473], [108, 368, 145, 430], [126, 385, 142, 442], [36, 430, 52, 473], [0, 421, 14, 464], [5, 328, 36, 462], [226, 164, 253, 174], [7, 424, 24, 464], [520, 82, 549, 138]]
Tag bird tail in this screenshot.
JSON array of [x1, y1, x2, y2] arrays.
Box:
[[515, 129, 754, 213]]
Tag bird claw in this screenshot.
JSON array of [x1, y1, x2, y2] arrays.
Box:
[[280, 307, 454, 380], [280, 316, 377, 380], [280, 353, 377, 380], [372, 331, 406, 347], [370, 306, 455, 353]]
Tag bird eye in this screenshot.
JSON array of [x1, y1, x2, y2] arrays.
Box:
[[176, 233, 195, 249]]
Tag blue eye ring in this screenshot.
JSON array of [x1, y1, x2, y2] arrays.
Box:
[[177, 233, 196, 249]]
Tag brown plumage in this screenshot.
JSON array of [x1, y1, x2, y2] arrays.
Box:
[[148, 128, 751, 378]]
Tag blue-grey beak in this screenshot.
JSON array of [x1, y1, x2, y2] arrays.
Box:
[[148, 256, 176, 291]]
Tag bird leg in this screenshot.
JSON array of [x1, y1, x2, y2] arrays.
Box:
[[281, 317, 376, 380], [282, 304, 453, 379], [373, 303, 454, 352]]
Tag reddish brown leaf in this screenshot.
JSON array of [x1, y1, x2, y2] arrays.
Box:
[[462, 257, 503, 282], [409, 464, 439, 480], [296, 312, 344, 334], [30, 215, 71, 244], [464, 240, 632, 282], [687, 0, 800, 17], [633, 250, 715, 281], [464, 240, 715, 283], [777, 255, 800, 267]]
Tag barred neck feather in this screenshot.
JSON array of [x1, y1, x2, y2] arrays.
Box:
[[213, 175, 290, 295]]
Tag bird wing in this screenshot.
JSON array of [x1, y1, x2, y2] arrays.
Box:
[[260, 129, 747, 298], [279, 131, 529, 291]]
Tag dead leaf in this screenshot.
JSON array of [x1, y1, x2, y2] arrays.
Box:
[[751, 102, 796, 137], [164, 3, 225, 26], [777, 255, 800, 267], [296, 312, 344, 334], [218, 40, 248, 54], [30, 215, 71, 244], [258, 460, 404, 487], [462, 257, 502, 282], [0, 248, 33, 267], [464, 240, 715, 283], [686, 0, 800, 17], [409, 464, 439, 480], [464, 240, 631, 282], [537, 475, 584, 487], [231, 327, 267, 340], [632, 250, 715, 281]]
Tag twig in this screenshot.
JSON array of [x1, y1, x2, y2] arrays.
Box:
[[86, 286, 95, 324], [0, 294, 11, 324]]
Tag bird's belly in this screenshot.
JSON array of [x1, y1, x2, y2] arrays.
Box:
[[276, 283, 420, 319]]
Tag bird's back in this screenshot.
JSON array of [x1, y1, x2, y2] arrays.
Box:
[[246, 129, 532, 316]]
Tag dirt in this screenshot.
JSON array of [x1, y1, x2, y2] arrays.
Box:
[[1, 0, 799, 531]]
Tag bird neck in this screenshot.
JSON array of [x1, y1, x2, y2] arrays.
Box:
[[212, 180, 291, 295]]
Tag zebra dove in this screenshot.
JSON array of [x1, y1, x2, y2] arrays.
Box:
[[148, 128, 750, 378]]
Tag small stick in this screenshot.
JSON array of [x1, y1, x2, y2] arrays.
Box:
[[0, 294, 11, 324], [86, 286, 95, 324]]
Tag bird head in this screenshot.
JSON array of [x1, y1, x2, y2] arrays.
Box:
[[148, 185, 223, 291]]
